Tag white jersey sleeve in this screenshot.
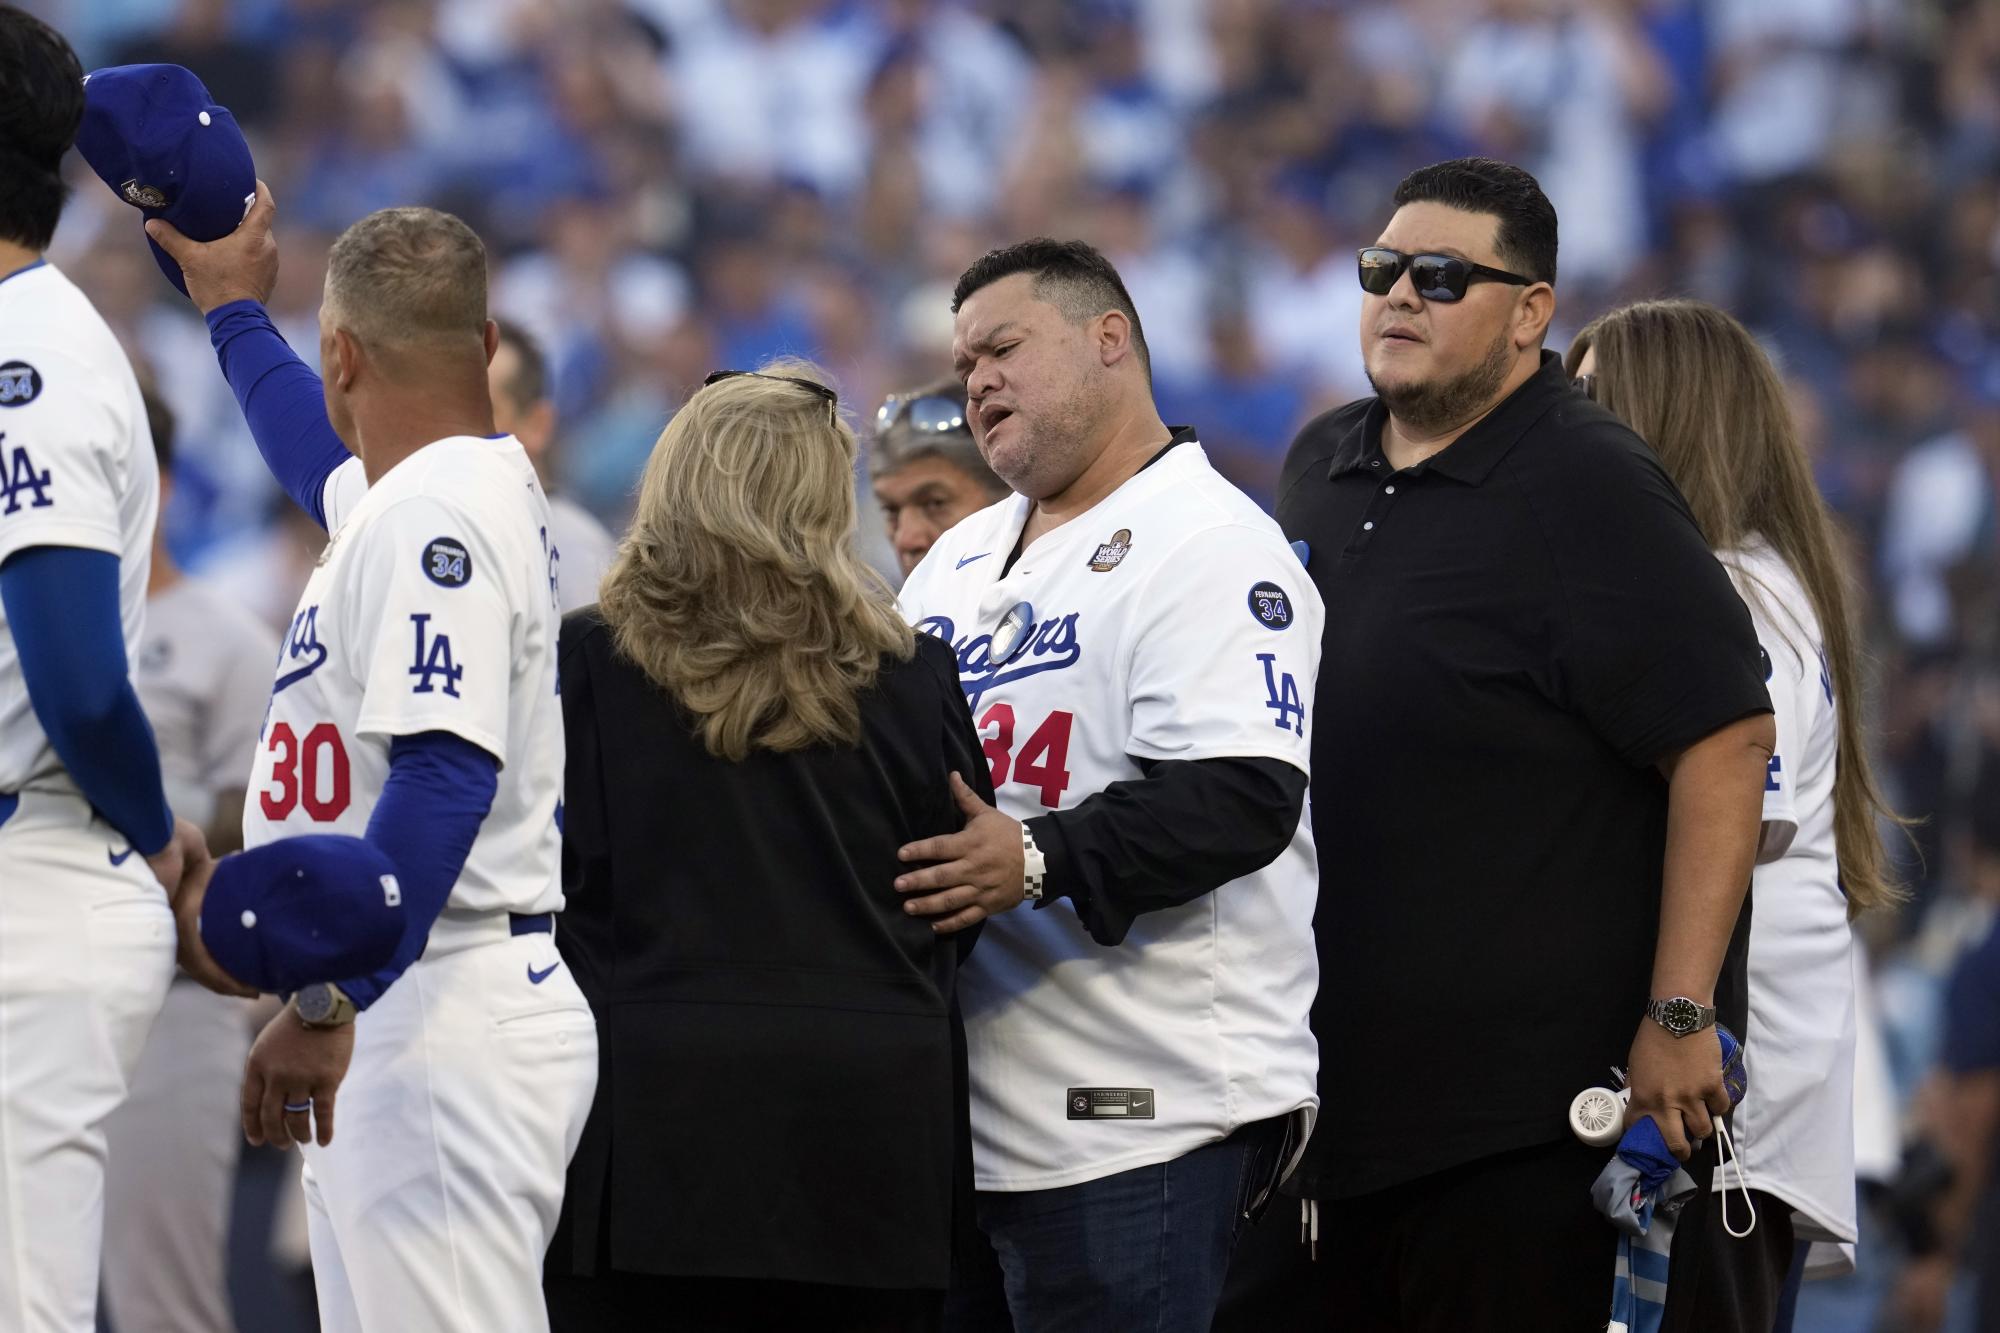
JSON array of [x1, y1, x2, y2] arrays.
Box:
[[1121, 523, 1321, 772], [0, 347, 134, 562], [344, 493, 515, 762]]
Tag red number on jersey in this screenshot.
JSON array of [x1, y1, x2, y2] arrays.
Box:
[[260, 722, 352, 822], [1013, 711, 1074, 807], [258, 723, 298, 819], [974, 706, 1074, 808], [978, 702, 1015, 787]]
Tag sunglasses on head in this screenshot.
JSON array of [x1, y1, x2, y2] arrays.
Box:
[[874, 393, 969, 437], [1356, 247, 1534, 303], [703, 369, 839, 428]]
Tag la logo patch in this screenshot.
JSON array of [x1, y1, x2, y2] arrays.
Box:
[[1087, 528, 1133, 572]]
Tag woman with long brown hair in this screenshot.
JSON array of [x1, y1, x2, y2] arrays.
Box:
[[542, 360, 990, 1332], [1568, 299, 1905, 1324]]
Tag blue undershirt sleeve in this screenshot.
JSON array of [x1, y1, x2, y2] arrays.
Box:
[[205, 299, 350, 531], [336, 730, 499, 1009], [0, 546, 175, 854]]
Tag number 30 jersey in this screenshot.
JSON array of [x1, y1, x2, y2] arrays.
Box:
[[897, 437, 1323, 1192], [243, 436, 564, 919]]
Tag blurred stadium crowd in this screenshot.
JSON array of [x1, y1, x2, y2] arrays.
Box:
[[22, 0, 2000, 1326]]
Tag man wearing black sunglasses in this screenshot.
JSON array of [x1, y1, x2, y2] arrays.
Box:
[[1272, 158, 1776, 1331], [868, 378, 1008, 580]]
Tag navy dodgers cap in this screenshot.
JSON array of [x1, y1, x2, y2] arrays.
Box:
[[201, 836, 406, 994], [72, 64, 255, 297]]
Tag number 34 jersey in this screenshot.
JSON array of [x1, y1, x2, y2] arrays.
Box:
[[897, 438, 1324, 1192], [243, 436, 564, 919]]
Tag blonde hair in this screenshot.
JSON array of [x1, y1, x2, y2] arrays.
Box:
[[1567, 300, 1911, 916], [598, 359, 914, 761]]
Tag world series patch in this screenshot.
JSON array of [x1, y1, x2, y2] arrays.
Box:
[[1067, 1087, 1156, 1120], [423, 536, 472, 587], [1247, 581, 1293, 629], [1087, 528, 1133, 572], [118, 179, 169, 209]]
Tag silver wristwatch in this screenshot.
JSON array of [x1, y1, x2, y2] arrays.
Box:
[[1021, 823, 1046, 902], [1645, 995, 1715, 1039], [296, 982, 357, 1029]]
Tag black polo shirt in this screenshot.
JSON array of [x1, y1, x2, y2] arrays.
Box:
[[1274, 351, 1770, 1200]]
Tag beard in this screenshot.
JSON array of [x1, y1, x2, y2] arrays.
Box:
[[1367, 326, 1516, 434], [983, 374, 1103, 500]]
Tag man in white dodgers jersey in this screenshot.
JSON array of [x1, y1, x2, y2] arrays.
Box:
[[149, 194, 597, 1332], [893, 239, 1322, 1329], [0, 12, 215, 1329]]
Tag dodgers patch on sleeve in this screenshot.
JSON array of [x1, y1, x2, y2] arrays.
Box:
[[0, 361, 43, 407], [422, 536, 472, 588], [1247, 581, 1294, 630]]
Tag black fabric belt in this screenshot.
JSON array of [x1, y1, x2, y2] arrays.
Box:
[[510, 912, 554, 936]]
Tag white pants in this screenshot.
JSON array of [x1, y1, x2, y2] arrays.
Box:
[[0, 793, 177, 1333], [100, 979, 256, 1333], [300, 921, 597, 1333]]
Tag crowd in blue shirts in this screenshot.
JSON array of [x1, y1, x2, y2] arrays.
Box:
[[31, 1, 2000, 1326]]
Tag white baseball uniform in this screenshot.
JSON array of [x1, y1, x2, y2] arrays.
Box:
[[0, 260, 176, 1333], [101, 577, 276, 1333], [244, 438, 596, 1332], [897, 438, 1322, 1191], [1716, 538, 1859, 1275]]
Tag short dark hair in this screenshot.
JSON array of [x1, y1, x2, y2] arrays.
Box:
[[1393, 158, 1558, 287], [142, 383, 175, 472], [491, 317, 548, 415], [0, 6, 84, 250], [951, 238, 1152, 379]]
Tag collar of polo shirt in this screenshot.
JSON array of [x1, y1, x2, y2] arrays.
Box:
[[1327, 350, 1577, 486]]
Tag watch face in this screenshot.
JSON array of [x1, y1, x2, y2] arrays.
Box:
[[1662, 997, 1700, 1034], [297, 984, 331, 1022]]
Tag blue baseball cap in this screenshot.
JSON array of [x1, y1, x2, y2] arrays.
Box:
[[200, 836, 406, 994], [73, 64, 256, 297]]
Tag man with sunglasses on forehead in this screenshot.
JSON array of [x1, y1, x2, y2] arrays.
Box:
[[1274, 158, 1775, 1330], [870, 379, 1010, 581]]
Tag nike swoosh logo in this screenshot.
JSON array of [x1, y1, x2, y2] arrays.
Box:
[[956, 553, 991, 569], [107, 845, 135, 867], [527, 961, 561, 985]]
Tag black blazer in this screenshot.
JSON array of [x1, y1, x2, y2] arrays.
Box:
[[546, 607, 989, 1292]]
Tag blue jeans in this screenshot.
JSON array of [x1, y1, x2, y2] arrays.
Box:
[[946, 1117, 1290, 1333]]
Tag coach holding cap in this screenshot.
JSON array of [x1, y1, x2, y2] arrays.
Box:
[[1274, 158, 1775, 1330], [894, 239, 1322, 1330]]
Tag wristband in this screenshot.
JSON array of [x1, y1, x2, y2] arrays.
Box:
[[1021, 823, 1046, 902]]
